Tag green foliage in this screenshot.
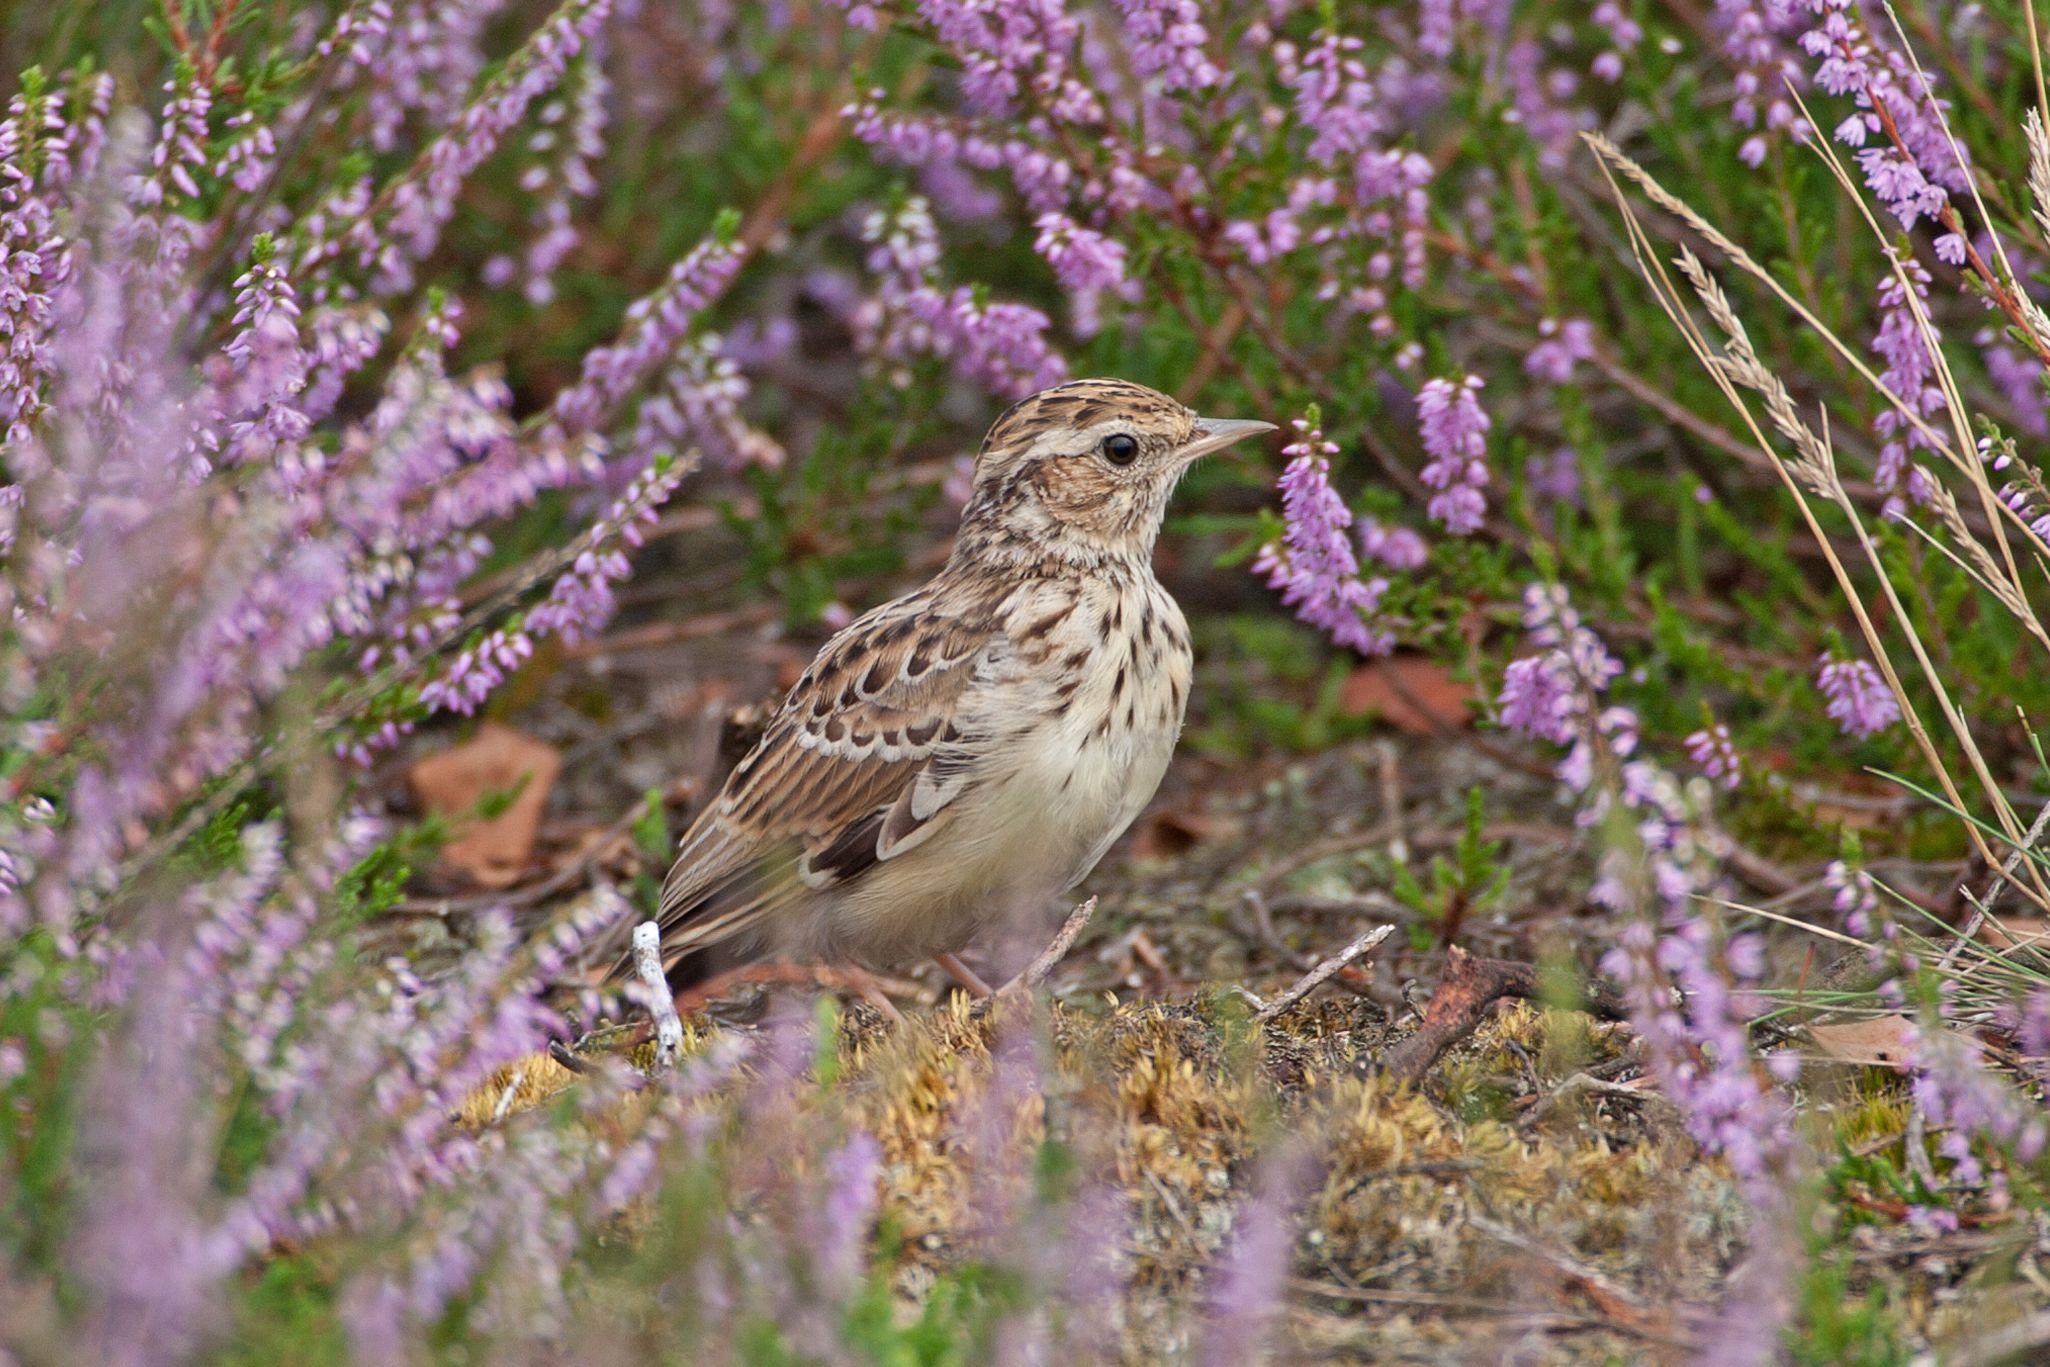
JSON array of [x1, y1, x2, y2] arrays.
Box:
[[1786, 1247, 1910, 1367], [1388, 786, 1509, 950]]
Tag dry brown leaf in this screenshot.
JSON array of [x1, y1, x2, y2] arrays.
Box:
[[1806, 1015, 1915, 1068], [1340, 656, 1477, 734], [1978, 917, 2050, 952], [408, 722, 563, 888], [1129, 808, 1241, 861]]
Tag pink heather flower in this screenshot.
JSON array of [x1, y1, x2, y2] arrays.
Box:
[[1113, 0, 1223, 93], [1032, 213, 1127, 294], [1590, 1, 1643, 82], [1416, 0, 1459, 59], [1357, 516, 1427, 571], [1977, 330, 2048, 437], [1505, 585, 1788, 1217], [1255, 417, 1395, 656], [1871, 256, 1943, 509], [1524, 317, 1595, 383], [545, 232, 744, 440], [856, 198, 1066, 400], [1718, 0, 1809, 166], [1986, 439, 2050, 549], [1416, 373, 1490, 534], [1686, 723, 1742, 790], [1800, 0, 1969, 230], [1816, 652, 1902, 738], [1498, 654, 1578, 745], [1825, 858, 1883, 938]]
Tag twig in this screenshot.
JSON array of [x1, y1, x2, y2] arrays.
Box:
[[633, 921, 683, 1073], [997, 897, 1099, 997], [1375, 947, 1629, 1082], [1522, 1071, 1677, 1127], [1942, 1309, 2050, 1367], [1254, 925, 1395, 1024], [1465, 1214, 1690, 1346]]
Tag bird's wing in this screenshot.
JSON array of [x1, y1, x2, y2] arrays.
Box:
[[622, 588, 1017, 974]]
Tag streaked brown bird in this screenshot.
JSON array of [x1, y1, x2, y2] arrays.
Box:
[[624, 378, 1273, 993]]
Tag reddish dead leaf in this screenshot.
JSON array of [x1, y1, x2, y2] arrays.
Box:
[[1129, 807, 1240, 861], [408, 722, 562, 888], [1806, 1015, 1916, 1068], [1340, 656, 1477, 734], [1978, 917, 2050, 952]]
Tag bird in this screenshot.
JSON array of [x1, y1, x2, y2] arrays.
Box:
[[619, 378, 1274, 994]]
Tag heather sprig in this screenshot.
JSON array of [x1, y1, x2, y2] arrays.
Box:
[[1255, 411, 1398, 657]]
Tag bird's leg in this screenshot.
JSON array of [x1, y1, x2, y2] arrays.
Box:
[[934, 951, 994, 998]]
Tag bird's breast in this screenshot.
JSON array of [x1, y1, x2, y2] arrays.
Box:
[[992, 574, 1193, 887]]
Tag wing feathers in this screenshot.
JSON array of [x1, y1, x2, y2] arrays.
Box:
[[608, 582, 1030, 980]]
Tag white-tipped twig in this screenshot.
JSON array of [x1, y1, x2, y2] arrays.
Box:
[[632, 921, 683, 1073], [1253, 924, 1394, 1024]]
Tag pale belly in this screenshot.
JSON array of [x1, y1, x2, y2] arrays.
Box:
[[819, 573, 1192, 968], [824, 714, 1177, 966]]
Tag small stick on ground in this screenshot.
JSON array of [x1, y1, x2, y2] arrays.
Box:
[[633, 922, 684, 1073], [1376, 947, 1629, 1082], [1254, 924, 1394, 1024], [996, 897, 1099, 998]]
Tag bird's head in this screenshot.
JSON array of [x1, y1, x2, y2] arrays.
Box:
[[955, 378, 1274, 567]]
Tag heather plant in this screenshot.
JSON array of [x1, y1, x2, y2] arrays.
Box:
[[2, 0, 2049, 1361]]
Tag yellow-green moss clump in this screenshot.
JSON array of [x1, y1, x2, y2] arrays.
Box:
[[455, 989, 1760, 1360]]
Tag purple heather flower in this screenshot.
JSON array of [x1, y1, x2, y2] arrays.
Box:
[[1256, 417, 1395, 656], [1032, 212, 1127, 294], [1504, 584, 1791, 1345], [351, 0, 615, 296], [1357, 515, 1427, 571], [1977, 329, 2048, 437], [1718, 0, 1809, 166], [855, 198, 1067, 400], [808, 1132, 882, 1301], [1113, 0, 1223, 93], [1590, 1, 1643, 82], [629, 335, 784, 472], [1416, 373, 1490, 535], [1416, 0, 1459, 59], [212, 111, 276, 194], [1825, 858, 1885, 938], [1868, 256, 1946, 509], [1199, 1147, 1307, 1366], [508, 39, 611, 305], [1800, 0, 1969, 231], [1685, 723, 1743, 790], [1816, 652, 1901, 738], [544, 232, 743, 440], [1525, 317, 1595, 383]]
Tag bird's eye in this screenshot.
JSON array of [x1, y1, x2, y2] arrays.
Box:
[[1102, 433, 1139, 466]]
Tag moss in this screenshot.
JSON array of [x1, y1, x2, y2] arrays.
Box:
[[454, 987, 1762, 1360]]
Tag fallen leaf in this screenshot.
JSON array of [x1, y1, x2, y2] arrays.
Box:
[[1806, 1015, 1915, 1068], [408, 722, 562, 888], [1129, 807, 1241, 861], [1978, 917, 2050, 952], [1340, 656, 1477, 734]]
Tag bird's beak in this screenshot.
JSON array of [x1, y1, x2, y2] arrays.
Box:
[[1178, 415, 1278, 462]]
